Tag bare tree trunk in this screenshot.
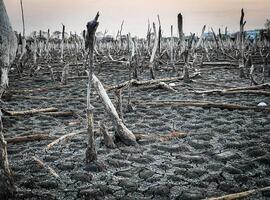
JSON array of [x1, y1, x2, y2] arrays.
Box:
[[60, 24, 65, 63], [85, 13, 99, 163], [0, 110, 15, 199], [149, 23, 158, 79], [0, 0, 17, 98], [20, 0, 25, 38], [170, 25, 175, 69], [239, 8, 246, 78]]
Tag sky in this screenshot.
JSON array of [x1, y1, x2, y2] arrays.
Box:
[[4, 0, 270, 37]]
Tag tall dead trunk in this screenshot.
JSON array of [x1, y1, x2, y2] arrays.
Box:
[[149, 23, 158, 79], [60, 24, 65, 63], [239, 8, 246, 78], [85, 12, 99, 163]]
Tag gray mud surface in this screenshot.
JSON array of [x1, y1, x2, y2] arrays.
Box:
[[4, 65, 270, 199]]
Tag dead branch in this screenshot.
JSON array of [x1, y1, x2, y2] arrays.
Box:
[[107, 72, 200, 91], [92, 74, 137, 145], [2, 107, 58, 116], [32, 156, 59, 178], [206, 186, 270, 200], [135, 131, 187, 142], [6, 133, 54, 144], [132, 100, 270, 113], [46, 130, 84, 150]]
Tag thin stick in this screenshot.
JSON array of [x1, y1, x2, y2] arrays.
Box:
[[20, 0, 25, 37], [32, 156, 59, 178]]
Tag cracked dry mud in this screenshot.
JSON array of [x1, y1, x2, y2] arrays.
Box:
[[3, 64, 270, 200]]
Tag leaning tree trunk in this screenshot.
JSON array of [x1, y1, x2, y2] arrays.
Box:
[[0, 0, 17, 98], [0, 111, 15, 199], [0, 0, 17, 197], [85, 13, 99, 163]]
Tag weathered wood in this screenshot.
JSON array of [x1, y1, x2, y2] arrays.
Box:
[[3, 107, 58, 116], [206, 186, 270, 200], [0, 110, 15, 199], [114, 89, 124, 121], [107, 72, 200, 91], [61, 63, 70, 85], [0, 0, 17, 98], [135, 131, 187, 142], [92, 74, 137, 145], [85, 12, 99, 163], [46, 130, 84, 150], [32, 156, 59, 178], [198, 89, 270, 96], [100, 123, 116, 148], [149, 22, 159, 79], [6, 133, 54, 144], [133, 100, 270, 113], [239, 8, 246, 78]]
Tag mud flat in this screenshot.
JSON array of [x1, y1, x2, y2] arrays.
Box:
[[4, 64, 270, 200]]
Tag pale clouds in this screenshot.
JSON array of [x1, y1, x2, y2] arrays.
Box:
[[5, 0, 270, 37]]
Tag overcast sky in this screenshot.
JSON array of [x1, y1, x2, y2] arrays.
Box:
[[5, 0, 270, 37]]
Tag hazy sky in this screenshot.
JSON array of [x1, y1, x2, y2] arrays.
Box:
[[5, 0, 270, 37]]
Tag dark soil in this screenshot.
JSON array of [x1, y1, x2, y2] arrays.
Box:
[[3, 64, 270, 200]]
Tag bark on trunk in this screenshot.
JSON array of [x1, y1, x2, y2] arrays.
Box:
[[92, 74, 137, 145], [0, 110, 15, 199], [85, 13, 100, 163]]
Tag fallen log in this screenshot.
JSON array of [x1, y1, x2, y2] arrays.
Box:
[[6, 133, 55, 144], [132, 100, 270, 113], [202, 61, 238, 66], [206, 186, 270, 200], [2, 107, 58, 116], [135, 131, 187, 142], [107, 72, 200, 91], [138, 81, 177, 92], [194, 89, 270, 96], [32, 156, 59, 178]]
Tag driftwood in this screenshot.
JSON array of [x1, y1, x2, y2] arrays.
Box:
[[206, 186, 270, 200], [46, 130, 84, 150], [133, 100, 270, 113], [2, 107, 58, 116], [32, 156, 59, 178], [138, 81, 177, 92], [92, 74, 137, 145], [135, 131, 187, 142], [194, 89, 270, 96], [6, 133, 54, 144], [107, 72, 200, 91]]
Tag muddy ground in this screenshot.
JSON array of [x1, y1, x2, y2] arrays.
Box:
[[3, 64, 270, 200]]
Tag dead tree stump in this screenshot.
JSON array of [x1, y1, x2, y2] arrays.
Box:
[[85, 12, 99, 163]]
